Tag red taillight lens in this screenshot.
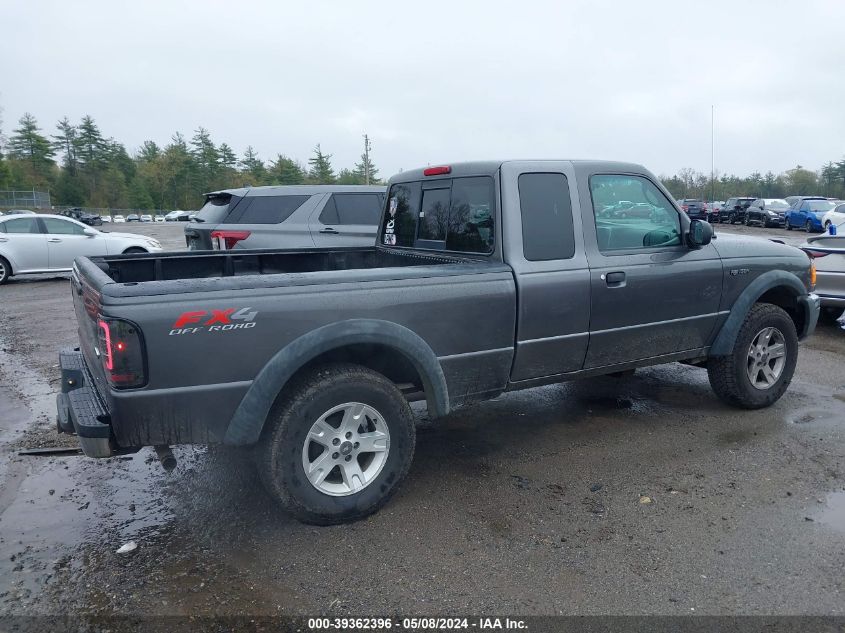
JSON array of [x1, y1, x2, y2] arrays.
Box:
[[96, 318, 146, 389], [803, 250, 828, 258], [211, 230, 251, 250], [423, 166, 451, 176], [681, 205, 689, 211]]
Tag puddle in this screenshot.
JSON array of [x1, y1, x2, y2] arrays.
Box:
[[817, 491, 845, 533], [787, 408, 843, 425]]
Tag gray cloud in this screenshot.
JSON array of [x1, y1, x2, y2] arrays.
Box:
[[2, 0, 843, 178]]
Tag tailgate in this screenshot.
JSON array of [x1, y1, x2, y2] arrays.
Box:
[[70, 265, 111, 397]]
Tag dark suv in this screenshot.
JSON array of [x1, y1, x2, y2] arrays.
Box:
[[721, 197, 757, 224], [60, 207, 103, 226], [185, 185, 386, 250], [678, 199, 707, 221]]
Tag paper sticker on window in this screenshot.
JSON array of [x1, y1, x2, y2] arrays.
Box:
[[384, 233, 396, 246], [389, 197, 398, 217]]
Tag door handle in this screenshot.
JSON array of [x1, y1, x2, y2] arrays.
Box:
[[604, 271, 626, 287], [320, 227, 339, 234], [47, 238, 63, 243]]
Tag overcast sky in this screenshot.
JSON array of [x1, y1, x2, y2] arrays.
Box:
[[2, 0, 843, 179]]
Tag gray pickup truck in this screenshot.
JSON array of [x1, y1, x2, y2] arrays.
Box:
[[57, 160, 820, 524]]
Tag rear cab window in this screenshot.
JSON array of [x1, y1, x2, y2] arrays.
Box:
[[381, 177, 495, 254]]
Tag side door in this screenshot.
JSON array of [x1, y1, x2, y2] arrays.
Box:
[[578, 172, 724, 369], [42, 217, 108, 269], [501, 162, 591, 381], [0, 217, 48, 272], [310, 192, 384, 247]]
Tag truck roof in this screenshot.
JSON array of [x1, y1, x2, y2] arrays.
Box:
[[206, 184, 386, 198], [389, 160, 650, 183]]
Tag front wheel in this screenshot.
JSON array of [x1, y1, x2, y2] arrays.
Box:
[[257, 363, 416, 524], [707, 304, 798, 409], [805, 220, 813, 233], [786, 221, 793, 231]]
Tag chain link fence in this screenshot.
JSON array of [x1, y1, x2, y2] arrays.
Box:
[[0, 190, 51, 209]]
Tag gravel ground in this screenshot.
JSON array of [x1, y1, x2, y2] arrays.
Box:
[[0, 223, 843, 620]]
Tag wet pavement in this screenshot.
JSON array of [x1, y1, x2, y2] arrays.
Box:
[[1, 223, 844, 619]]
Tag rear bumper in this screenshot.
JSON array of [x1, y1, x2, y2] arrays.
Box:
[[798, 293, 821, 340], [56, 348, 117, 458]]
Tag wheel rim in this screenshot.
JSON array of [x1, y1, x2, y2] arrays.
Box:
[[0, 260, 6, 281], [806, 221, 812, 232], [301, 402, 390, 497], [746, 327, 787, 390]]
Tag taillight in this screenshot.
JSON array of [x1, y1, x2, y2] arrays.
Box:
[[96, 318, 146, 389], [211, 230, 250, 250], [681, 205, 689, 211], [424, 166, 451, 176]]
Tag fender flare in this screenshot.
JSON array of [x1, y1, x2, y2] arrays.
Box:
[[709, 270, 807, 356], [223, 319, 449, 445]]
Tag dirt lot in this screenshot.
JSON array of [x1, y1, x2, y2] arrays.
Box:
[[0, 222, 843, 619]]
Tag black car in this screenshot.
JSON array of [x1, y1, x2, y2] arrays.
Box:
[[126, 214, 140, 222], [745, 199, 790, 228], [720, 197, 757, 224], [60, 207, 103, 226], [679, 199, 707, 221]]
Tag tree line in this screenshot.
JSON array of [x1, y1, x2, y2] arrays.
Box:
[[0, 112, 380, 210], [1, 110, 844, 210], [660, 162, 845, 202]]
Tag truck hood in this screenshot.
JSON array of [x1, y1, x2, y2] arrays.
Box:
[[711, 231, 804, 260]]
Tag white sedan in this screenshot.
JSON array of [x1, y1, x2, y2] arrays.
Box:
[[0, 214, 162, 285], [821, 202, 845, 232]]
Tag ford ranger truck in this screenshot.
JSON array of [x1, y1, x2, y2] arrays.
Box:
[[57, 160, 820, 524]]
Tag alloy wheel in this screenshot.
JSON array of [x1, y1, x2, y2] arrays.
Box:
[[746, 327, 786, 390]]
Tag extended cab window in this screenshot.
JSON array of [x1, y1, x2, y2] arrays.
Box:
[[590, 174, 681, 252], [518, 173, 575, 260], [226, 195, 310, 224], [381, 177, 495, 254]]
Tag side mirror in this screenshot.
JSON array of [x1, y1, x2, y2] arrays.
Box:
[[83, 228, 97, 237], [687, 219, 713, 248]]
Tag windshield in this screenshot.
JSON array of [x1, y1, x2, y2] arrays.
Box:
[[807, 200, 836, 212], [767, 200, 789, 210]]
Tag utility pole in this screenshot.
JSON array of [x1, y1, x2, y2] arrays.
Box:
[[711, 105, 715, 203], [363, 134, 372, 185]]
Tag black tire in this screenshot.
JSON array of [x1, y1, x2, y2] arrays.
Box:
[[257, 363, 415, 525], [805, 220, 813, 233], [122, 247, 147, 254], [707, 304, 798, 409], [786, 221, 793, 231], [0, 256, 10, 285], [744, 215, 752, 226]]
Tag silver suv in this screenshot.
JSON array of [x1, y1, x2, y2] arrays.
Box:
[[184, 185, 386, 250]]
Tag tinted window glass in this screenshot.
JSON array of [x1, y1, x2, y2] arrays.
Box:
[[227, 195, 310, 224], [0, 223, 5, 233], [382, 182, 420, 247], [806, 200, 836, 212], [43, 218, 87, 235], [446, 177, 495, 253], [590, 174, 681, 252], [195, 195, 232, 224], [417, 188, 451, 241], [334, 193, 382, 225], [519, 173, 575, 260], [4, 218, 40, 234], [319, 196, 340, 224]]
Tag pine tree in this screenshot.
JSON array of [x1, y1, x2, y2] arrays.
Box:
[[241, 146, 266, 184], [308, 144, 335, 183], [137, 140, 161, 163], [218, 143, 237, 168], [52, 117, 78, 172], [353, 152, 379, 184], [269, 154, 305, 185], [76, 115, 107, 167], [8, 113, 55, 166]]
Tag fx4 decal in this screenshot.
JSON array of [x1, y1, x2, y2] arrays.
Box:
[[169, 307, 258, 335]]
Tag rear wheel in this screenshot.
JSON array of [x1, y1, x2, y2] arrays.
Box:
[[0, 257, 10, 285], [707, 304, 798, 409], [786, 221, 793, 230], [257, 363, 416, 525]]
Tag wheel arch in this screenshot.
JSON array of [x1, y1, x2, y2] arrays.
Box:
[[223, 319, 449, 445], [710, 270, 811, 356]]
